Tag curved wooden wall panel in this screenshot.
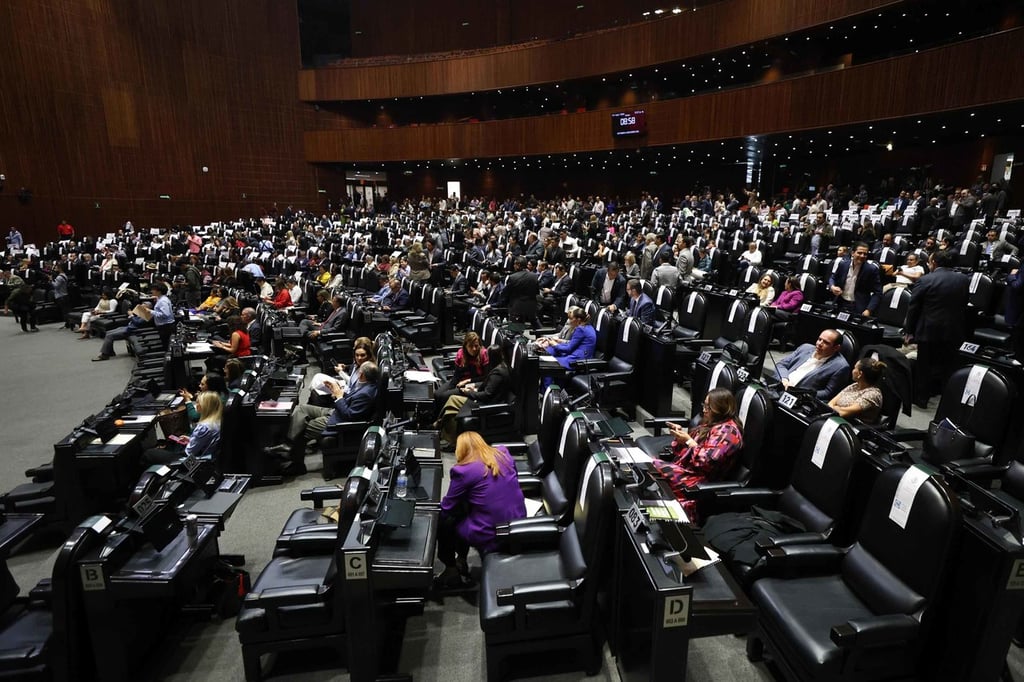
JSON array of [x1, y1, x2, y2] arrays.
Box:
[[304, 29, 1024, 162], [299, 0, 903, 101]]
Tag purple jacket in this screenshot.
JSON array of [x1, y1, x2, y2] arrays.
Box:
[[441, 447, 527, 552], [771, 288, 805, 312]]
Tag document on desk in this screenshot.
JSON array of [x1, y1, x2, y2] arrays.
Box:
[[258, 400, 294, 411], [616, 446, 653, 465], [121, 415, 157, 424], [669, 545, 722, 577], [404, 370, 440, 383], [90, 433, 135, 446], [643, 499, 688, 523], [186, 342, 215, 354], [524, 497, 545, 517], [412, 447, 437, 460]]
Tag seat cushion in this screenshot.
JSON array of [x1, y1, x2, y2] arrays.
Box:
[[635, 435, 673, 459], [278, 508, 330, 537], [1, 482, 54, 504], [480, 551, 578, 636], [237, 555, 335, 638], [751, 575, 871, 676], [0, 606, 51, 672]]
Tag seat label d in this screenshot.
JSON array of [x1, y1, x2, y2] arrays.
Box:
[[663, 594, 690, 628]]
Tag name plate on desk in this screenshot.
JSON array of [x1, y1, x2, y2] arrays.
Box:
[[800, 303, 812, 313], [728, 289, 738, 297], [736, 367, 750, 382], [258, 400, 293, 411], [698, 351, 712, 365], [625, 502, 647, 534], [960, 342, 980, 354], [837, 312, 851, 322], [779, 392, 799, 409]]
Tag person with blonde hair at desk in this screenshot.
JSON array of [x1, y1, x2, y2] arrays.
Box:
[[143, 390, 222, 466], [434, 431, 526, 589]]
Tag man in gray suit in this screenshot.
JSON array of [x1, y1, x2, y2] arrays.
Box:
[[773, 328, 850, 401], [982, 229, 1016, 260]]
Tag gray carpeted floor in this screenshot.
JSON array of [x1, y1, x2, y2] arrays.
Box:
[[3, 316, 1020, 681]]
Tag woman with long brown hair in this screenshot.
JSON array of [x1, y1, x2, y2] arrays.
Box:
[[650, 387, 744, 522], [435, 431, 526, 589]]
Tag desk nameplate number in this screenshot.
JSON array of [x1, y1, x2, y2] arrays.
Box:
[[182, 455, 201, 475], [837, 312, 851, 322], [960, 342, 980, 354], [344, 552, 368, 581], [736, 368, 750, 382], [625, 503, 646, 535], [698, 351, 712, 364], [80, 564, 106, 592], [779, 392, 799, 409], [800, 303, 812, 312], [132, 494, 156, 520]]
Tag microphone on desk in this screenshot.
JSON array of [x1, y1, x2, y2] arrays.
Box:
[[385, 417, 416, 433]]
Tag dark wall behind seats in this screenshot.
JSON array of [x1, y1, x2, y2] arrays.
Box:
[[0, 0, 318, 245]]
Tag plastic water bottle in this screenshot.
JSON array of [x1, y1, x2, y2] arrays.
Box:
[[395, 469, 409, 499]]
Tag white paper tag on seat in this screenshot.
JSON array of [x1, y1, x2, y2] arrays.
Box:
[[962, 365, 988, 406], [687, 295, 696, 314], [738, 387, 756, 424], [728, 301, 741, 323], [811, 418, 841, 469], [890, 288, 903, 309], [710, 361, 726, 387], [889, 466, 930, 529]]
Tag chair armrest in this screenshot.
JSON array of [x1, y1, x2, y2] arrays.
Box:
[[591, 371, 633, 383], [643, 417, 686, 436], [496, 579, 575, 607], [321, 420, 372, 437], [244, 584, 326, 607], [300, 485, 345, 508], [682, 480, 748, 502], [276, 530, 338, 556], [28, 579, 53, 607], [889, 428, 927, 442], [755, 532, 830, 553], [495, 518, 562, 552], [471, 402, 513, 416], [944, 460, 1009, 483], [492, 441, 529, 453], [569, 359, 608, 372], [677, 337, 715, 348], [830, 614, 919, 649], [517, 475, 543, 495], [760, 544, 846, 578]]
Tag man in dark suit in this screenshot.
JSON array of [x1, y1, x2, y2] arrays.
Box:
[[502, 257, 540, 324], [448, 264, 468, 295], [1005, 268, 1024, 361], [307, 295, 349, 340], [269, 362, 381, 474], [773, 328, 850, 401], [536, 259, 555, 290], [828, 242, 882, 316], [379, 278, 409, 311], [905, 249, 969, 408], [591, 261, 628, 312], [626, 279, 656, 326], [541, 236, 565, 265], [242, 307, 262, 351]]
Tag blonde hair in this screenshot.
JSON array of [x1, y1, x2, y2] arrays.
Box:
[[455, 431, 510, 477], [195, 391, 223, 426]]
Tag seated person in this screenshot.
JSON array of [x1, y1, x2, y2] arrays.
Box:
[[267, 362, 380, 475], [75, 287, 117, 339], [650, 388, 744, 523], [746, 274, 776, 307], [300, 294, 349, 339], [435, 431, 527, 589], [309, 337, 376, 402], [828, 357, 886, 425], [625, 278, 656, 326], [264, 280, 292, 309], [534, 308, 574, 350], [768, 276, 805, 321], [433, 332, 489, 412], [180, 372, 229, 421], [224, 359, 244, 392], [884, 252, 925, 292], [196, 286, 225, 311], [142, 391, 222, 466], [772, 328, 850, 401], [372, 278, 409, 311], [543, 306, 597, 370], [207, 315, 251, 372], [435, 345, 510, 447], [93, 301, 156, 361]]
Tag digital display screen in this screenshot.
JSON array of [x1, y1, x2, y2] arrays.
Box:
[[611, 110, 647, 138]]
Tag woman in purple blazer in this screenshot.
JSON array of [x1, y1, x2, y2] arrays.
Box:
[[435, 431, 526, 588]]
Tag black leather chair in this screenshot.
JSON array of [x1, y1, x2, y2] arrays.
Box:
[[745, 465, 960, 681], [235, 471, 369, 681], [568, 317, 641, 418], [503, 387, 574, 523], [479, 452, 615, 681], [905, 364, 1016, 468], [874, 287, 910, 346], [702, 416, 859, 585], [672, 290, 708, 342], [455, 341, 523, 444]]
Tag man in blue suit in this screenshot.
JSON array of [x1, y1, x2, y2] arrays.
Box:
[[773, 328, 850, 400], [626, 279, 656, 326], [828, 242, 882, 316]]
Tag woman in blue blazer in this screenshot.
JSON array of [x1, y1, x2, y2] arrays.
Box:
[[547, 306, 597, 369]]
